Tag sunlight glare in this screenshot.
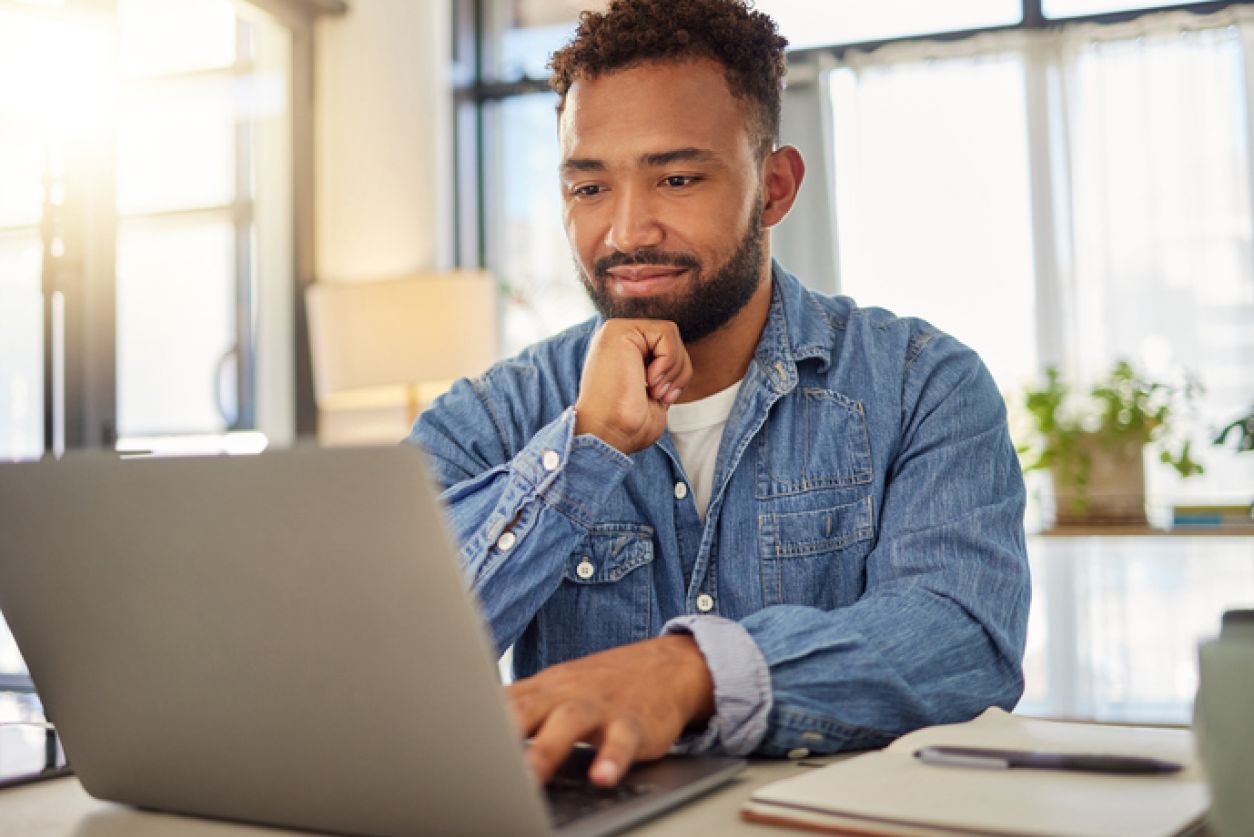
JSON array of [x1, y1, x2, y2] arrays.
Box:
[[0, 7, 111, 144]]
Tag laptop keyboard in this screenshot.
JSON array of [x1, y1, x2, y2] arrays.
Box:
[[545, 775, 652, 828]]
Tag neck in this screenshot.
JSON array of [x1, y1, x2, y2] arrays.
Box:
[[676, 268, 773, 402]]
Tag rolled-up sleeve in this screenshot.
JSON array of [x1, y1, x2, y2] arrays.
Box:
[[662, 614, 773, 755]]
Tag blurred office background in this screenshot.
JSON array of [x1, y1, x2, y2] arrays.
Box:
[[1, 0, 1252, 734]]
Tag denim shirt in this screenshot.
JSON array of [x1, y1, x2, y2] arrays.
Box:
[[408, 261, 1030, 757]]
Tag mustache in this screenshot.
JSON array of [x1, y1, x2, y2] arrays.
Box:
[[594, 249, 701, 276]]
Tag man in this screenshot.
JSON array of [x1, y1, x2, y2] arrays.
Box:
[[410, 0, 1029, 789]]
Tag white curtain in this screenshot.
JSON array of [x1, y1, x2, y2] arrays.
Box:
[[1054, 10, 1254, 504], [823, 33, 1041, 396], [820, 9, 1254, 506]]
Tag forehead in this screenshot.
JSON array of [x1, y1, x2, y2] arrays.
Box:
[[558, 58, 754, 165]]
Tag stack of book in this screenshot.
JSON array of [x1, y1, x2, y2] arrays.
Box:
[[1171, 504, 1254, 529]]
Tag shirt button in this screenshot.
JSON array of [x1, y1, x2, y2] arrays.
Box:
[[496, 531, 517, 551], [674, 482, 689, 500], [787, 747, 811, 760], [575, 559, 595, 580], [541, 450, 560, 471], [696, 593, 714, 613]]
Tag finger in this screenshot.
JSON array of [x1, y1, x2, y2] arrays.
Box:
[[505, 686, 552, 739], [589, 717, 644, 787], [644, 329, 688, 396], [641, 323, 686, 368], [645, 354, 675, 391], [670, 340, 694, 391], [650, 355, 692, 404], [526, 701, 603, 785]]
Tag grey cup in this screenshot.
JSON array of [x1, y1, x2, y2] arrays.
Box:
[[1194, 609, 1254, 836]]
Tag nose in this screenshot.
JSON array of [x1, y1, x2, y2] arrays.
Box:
[[604, 185, 664, 253]]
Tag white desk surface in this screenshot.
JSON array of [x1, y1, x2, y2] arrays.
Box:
[[0, 756, 840, 837]]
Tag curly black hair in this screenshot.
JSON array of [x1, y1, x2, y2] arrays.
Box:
[[548, 0, 789, 155]]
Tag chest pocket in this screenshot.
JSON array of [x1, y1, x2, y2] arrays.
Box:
[[537, 523, 656, 665], [757, 388, 872, 498], [759, 496, 874, 608]]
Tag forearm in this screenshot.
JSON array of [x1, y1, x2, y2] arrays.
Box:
[[743, 493, 1029, 755]]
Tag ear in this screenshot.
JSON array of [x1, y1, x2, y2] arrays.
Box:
[[760, 145, 806, 228]]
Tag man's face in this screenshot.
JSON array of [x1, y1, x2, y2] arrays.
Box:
[[558, 58, 768, 343]]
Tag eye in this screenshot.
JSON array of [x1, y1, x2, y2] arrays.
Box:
[[570, 184, 604, 199], [661, 175, 700, 189]]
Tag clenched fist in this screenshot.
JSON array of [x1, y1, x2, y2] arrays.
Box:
[[574, 319, 693, 454]]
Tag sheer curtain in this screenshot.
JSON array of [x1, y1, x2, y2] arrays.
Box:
[[818, 9, 1254, 509], [813, 9, 1254, 723], [822, 33, 1041, 395], [1054, 9, 1254, 505]]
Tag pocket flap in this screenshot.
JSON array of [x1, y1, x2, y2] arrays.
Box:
[[766, 496, 873, 558], [564, 523, 655, 584]]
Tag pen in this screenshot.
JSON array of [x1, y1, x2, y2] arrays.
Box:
[[914, 746, 1183, 775]]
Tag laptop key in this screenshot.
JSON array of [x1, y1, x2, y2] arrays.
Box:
[[544, 776, 653, 828]]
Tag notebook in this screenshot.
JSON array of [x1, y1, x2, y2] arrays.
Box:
[[0, 446, 743, 837], [744, 708, 1208, 837]]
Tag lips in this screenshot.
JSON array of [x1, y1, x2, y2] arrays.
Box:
[[604, 266, 688, 297]]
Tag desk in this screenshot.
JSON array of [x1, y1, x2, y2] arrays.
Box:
[[0, 758, 840, 836]]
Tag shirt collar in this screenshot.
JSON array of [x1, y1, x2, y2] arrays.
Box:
[[753, 260, 839, 392]]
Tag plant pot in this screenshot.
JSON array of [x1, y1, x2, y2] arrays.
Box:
[[1050, 432, 1147, 526]]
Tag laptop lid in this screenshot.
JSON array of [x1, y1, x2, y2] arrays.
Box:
[[0, 446, 552, 837]]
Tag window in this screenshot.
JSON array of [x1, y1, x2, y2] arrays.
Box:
[[464, 2, 593, 353], [828, 50, 1039, 392], [115, 0, 293, 442], [1044, 0, 1188, 17], [822, 11, 1254, 512], [0, 0, 295, 459], [0, 5, 58, 462], [487, 93, 593, 355], [1059, 19, 1254, 505], [757, 0, 1023, 50], [490, 0, 584, 80]]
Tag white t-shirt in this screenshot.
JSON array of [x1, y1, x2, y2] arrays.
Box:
[[666, 380, 742, 520]]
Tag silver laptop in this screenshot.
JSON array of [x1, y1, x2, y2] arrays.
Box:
[[0, 446, 743, 836]]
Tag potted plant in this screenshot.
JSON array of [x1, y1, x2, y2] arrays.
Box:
[[1018, 360, 1203, 526], [1210, 404, 1254, 524], [1214, 406, 1254, 453]]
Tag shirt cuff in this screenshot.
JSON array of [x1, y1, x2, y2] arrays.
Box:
[[661, 615, 772, 756], [508, 407, 633, 530]]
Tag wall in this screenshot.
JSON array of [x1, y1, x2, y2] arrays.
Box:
[[315, 0, 451, 283], [312, 0, 452, 442]]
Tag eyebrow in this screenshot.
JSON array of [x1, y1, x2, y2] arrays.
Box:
[[560, 146, 719, 175], [641, 147, 717, 167]]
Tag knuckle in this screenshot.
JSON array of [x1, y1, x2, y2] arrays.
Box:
[[508, 691, 537, 717], [528, 739, 563, 765], [557, 697, 600, 724], [617, 713, 647, 740]]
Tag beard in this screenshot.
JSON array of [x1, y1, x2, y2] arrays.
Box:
[[576, 201, 766, 344]]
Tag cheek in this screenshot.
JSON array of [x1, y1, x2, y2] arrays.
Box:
[[680, 211, 749, 263], [564, 206, 607, 263], [681, 183, 756, 245]]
